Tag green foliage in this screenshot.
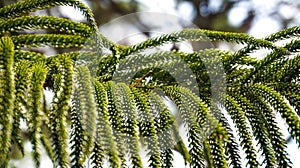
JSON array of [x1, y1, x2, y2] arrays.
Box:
[[0, 36, 15, 167], [0, 0, 300, 168]]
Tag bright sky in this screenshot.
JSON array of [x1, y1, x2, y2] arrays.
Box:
[[10, 0, 300, 167]]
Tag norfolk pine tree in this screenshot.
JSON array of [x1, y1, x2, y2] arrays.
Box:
[[0, 0, 300, 168]]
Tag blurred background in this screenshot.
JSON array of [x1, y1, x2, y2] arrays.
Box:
[[2, 0, 300, 167]]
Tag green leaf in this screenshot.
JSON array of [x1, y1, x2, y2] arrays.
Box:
[[27, 62, 48, 167], [116, 83, 143, 168], [223, 95, 259, 168], [131, 87, 161, 168], [49, 56, 73, 168], [249, 95, 292, 167], [0, 16, 93, 37], [231, 93, 277, 167], [164, 86, 206, 168], [93, 80, 120, 168], [249, 84, 300, 146], [0, 36, 15, 168], [149, 92, 175, 168]]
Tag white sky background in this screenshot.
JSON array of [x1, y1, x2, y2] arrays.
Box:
[[10, 0, 300, 167]]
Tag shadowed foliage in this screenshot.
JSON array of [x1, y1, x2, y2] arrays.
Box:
[[0, 0, 300, 168]]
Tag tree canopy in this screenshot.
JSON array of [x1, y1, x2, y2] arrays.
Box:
[[0, 0, 300, 168]]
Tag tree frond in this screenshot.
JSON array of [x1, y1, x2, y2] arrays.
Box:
[[211, 105, 243, 168], [105, 81, 128, 168], [11, 61, 32, 157], [116, 83, 143, 168], [90, 142, 105, 168], [11, 34, 87, 49], [14, 50, 46, 62], [131, 87, 161, 168], [40, 120, 55, 163], [231, 93, 277, 167], [149, 92, 175, 168], [238, 50, 289, 84], [206, 132, 228, 168], [27, 62, 48, 167], [49, 56, 73, 168], [236, 39, 300, 84], [163, 86, 206, 168], [223, 95, 259, 168], [266, 26, 300, 42], [249, 95, 292, 167], [123, 29, 286, 57], [283, 39, 300, 52], [0, 16, 93, 37], [275, 54, 300, 83], [0, 0, 96, 30], [171, 123, 191, 165], [93, 80, 120, 168], [0, 36, 15, 167], [248, 84, 300, 146], [282, 93, 300, 117], [70, 91, 86, 168], [1, 1, 300, 167], [70, 65, 96, 167]]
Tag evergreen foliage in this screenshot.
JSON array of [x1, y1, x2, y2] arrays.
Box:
[[0, 0, 300, 167]]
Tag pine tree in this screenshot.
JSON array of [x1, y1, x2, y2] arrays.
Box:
[[0, 0, 300, 167]]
